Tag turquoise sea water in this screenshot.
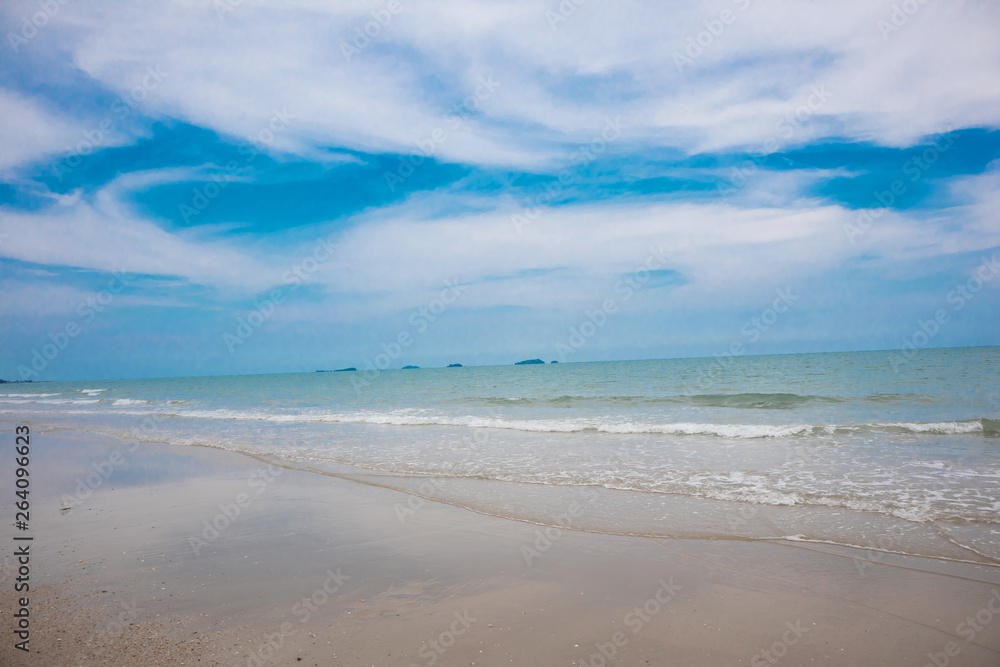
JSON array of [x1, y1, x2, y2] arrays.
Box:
[[3, 347, 999, 563]]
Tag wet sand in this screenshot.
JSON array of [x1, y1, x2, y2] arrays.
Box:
[[1, 428, 999, 666]]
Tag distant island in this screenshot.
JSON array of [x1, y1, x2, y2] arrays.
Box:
[[447, 363, 463, 368], [515, 359, 545, 365], [334, 367, 357, 372], [402, 365, 420, 369], [550, 360, 559, 363]]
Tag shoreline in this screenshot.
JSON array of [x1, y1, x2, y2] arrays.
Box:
[[11, 412, 1000, 568], [2, 427, 999, 666]]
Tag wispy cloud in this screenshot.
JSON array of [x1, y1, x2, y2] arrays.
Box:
[[0, 0, 998, 378]]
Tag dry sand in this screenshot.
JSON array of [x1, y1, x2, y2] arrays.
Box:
[[1, 428, 999, 666]]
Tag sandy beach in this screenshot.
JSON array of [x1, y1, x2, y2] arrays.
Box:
[[0, 428, 997, 666], [4, 0, 1000, 663]]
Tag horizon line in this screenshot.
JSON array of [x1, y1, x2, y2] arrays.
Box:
[[5, 343, 997, 385]]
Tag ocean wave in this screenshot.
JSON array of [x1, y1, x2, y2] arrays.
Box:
[[472, 394, 659, 406], [0, 393, 61, 398], [685, 393, 842, 409], [90, 407, 996, 440], [81, 389, 106, 395], [12, 399, 997, 440], [281, 454, 997, 525], [471, 392, 844, 409], [12, 408, 997, 526], [597, 421, 813, 437], [880, 421, 986, 435], [864, 392, 934, 404], [103, 408, 812, 437]]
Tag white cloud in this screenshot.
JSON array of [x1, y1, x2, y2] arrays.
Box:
[[0, 280, 92, 317], [15, 0, 993, 171], [0, 89, 84, 174], [0, 172, 279, 292], [284, 197, 851, 318], [2, 162, 994, 321]]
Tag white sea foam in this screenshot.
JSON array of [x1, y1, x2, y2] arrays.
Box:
[[4, 349, 994, 562], [882, 420, 984, 434], [65, 404, 998, 442], [0, 393, 61, 398], [99, 408, 818, 438], [597, 421, 812, 438], [16, 407, 996, 526], [118, 408, 1000, 440]]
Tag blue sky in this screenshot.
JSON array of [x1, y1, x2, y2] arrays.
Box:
[[1, 0, 998, 381]]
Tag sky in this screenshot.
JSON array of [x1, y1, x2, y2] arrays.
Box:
[[1, 0, 999, 381]]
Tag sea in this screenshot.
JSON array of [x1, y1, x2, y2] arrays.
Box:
[[3, 347, 999, 565]]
